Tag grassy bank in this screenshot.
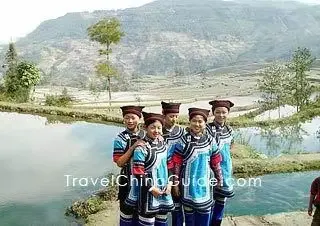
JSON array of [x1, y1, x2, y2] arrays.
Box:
[[1, 98, 319, 128], [0, 101, 124, 125], [229, 96, 320, 127], [0, 100, 258, 127], [232, 144, 320, 177]]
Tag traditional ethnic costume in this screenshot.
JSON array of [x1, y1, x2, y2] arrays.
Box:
[[310, 177, 320, 226], [129, 112, 174, 226], [171, 108, 223, 226], [161, 101, 185, 226], [113, 105, 145, 226], [207, 100, 235, 226]]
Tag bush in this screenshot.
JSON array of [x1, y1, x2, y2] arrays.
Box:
[[45, 88, 73, 107]]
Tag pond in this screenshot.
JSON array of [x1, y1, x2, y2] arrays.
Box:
[[0, 112, 121, 226], [235, 117, 320, 156], [0, 112, 318, 225]]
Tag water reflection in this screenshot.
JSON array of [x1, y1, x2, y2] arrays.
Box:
[[0, 112, 122, 225], [0, 112, 319, 225], [235, 117, 320, 156]]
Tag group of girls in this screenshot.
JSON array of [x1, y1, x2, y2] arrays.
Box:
[[112, 100, 235, 226]]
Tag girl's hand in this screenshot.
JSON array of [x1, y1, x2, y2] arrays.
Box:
[[172, 185, 180, 197], [308, 207, 313, 216], [163, 183, 172, 195], [150, 187, 163, 198], [132, 140, 146, 148], [158, 136, 164, 142]]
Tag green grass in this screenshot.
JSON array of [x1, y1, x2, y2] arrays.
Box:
[[233, 157, 320, 178], [0, 94, 319, 128]]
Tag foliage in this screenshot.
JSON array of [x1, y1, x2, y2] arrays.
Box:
[[16, 61, 41, 88], [65, 196, 104, 222], [65, 173, 118, 222], [95, 62, 118, 79], [87, 17, 125, 106], [258, 63, 290, 118], [45, 88, 73, 107], [2, 43, 41, 102], [287, 47, 316, 111], [4, 42, 18, 67], [87, 18, 124, 48]]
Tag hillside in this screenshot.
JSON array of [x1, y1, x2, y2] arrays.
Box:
[[0, 0, 320, 87]]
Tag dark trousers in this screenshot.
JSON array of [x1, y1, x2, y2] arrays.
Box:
[[312, 207, 320, 226]]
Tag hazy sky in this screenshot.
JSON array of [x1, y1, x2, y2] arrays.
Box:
[[0, 0, 154, 44], [0, 0, 319, 44]]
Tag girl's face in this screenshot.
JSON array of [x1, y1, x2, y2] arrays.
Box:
[[164, 113, 179, 128], [123, 113, 139, 131], [189, 115, 206, 135], [146, 120, 163, 139], [213, 107, 229, 124]]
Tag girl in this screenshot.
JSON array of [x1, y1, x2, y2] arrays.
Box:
[[170, 108, 223, 226], [113, 105, 146, 226], [128, 111, 174, 226], [308, 176, 320, 226], [207, 100, 235, 226], [161, 101, 185, 226]]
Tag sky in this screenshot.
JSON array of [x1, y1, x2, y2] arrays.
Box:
[[0, 0, 319, 44], [0, 0, 154, 44]]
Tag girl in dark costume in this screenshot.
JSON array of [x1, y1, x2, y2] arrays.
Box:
[[128, 112, 174, 226], [171, 108, 223, 226], [113, 105, 146, 226], [207, 100, 235, 226], [161, 101, 185, 226]]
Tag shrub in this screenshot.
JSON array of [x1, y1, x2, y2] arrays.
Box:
[[45, 88, 73, 107]]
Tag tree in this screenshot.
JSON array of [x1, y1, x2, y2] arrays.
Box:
[[2, 43, 41, 102], [287, 47, 315, 112], [15, 61, 40, 102], [258, 63, 290, 118], [173, 67, 184, 85], [3, 42, 18, 94], [87, 18, 125, 106], [5, 42, 18, 66], [5, 61, 40, 102], [199, 68, 208, 88]]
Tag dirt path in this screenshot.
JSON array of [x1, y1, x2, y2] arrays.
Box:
[[86, 201, 119, 226], [222, 211, 312, 226], [85, 202, 313, 226]]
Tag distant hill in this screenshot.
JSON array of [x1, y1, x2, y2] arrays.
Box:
[[0, 0, 320, 87]]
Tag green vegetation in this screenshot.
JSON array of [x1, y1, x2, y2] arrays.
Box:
[[65, 173, 118, 222], [0, 101, 123, 124], [45, 88, 73, 107], [229, 95, 320, 128], [287, 47, 316, 112], [258, 63, 290, 118], [0, 42, 41, 103], [257, 47, 317, 119], [87, 18, 125, 106], [0, 93, 319, 128], [233, 156, 320, 178], [230, 144, 320, 178]]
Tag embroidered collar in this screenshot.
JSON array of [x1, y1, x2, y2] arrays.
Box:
[[145, 135, 159, 144], [213, 120, 225, 129], [163, 125, 175, 133], [190, 131, 202, 140], [125, 128, 140, 136]]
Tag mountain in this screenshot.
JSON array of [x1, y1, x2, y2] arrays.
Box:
[[1, 0, 320, 87]]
